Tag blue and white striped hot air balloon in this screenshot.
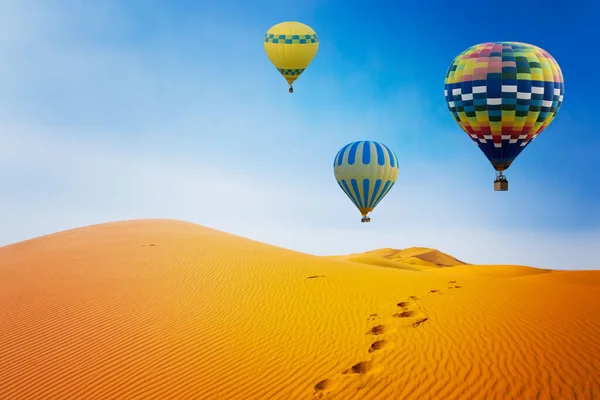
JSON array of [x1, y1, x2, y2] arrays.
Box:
[[333, 140, 399, 223]]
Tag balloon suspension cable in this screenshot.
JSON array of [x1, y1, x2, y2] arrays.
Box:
[[288, 85, 294, 93]]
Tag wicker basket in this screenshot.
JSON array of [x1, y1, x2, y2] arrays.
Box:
[[494, 179, 508, 191]]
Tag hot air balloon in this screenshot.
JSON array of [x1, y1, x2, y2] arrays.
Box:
[[264, 21, 319, 93], [444, 42, 564, 191], [333, 141, 399, 222]]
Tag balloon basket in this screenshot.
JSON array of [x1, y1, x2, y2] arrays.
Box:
[[494, 175, 508, 191], [361, 216, 371, 223], [288, 85, 294, 93]]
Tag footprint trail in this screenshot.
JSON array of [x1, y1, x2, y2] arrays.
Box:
[[313, 281, 465, 396]]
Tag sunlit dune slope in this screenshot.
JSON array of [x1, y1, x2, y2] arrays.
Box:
[[325, 253, 426, 272], [329, 247, 467, 271], [1, 219, 600, 400], [333, 248, 553, 279]]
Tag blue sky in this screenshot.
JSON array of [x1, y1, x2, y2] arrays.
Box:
[[1, 0, 598, 269]]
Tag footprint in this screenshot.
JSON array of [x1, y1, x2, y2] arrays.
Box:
[[314, 378, 338, 392], [429, 289, 442, 294], [409, 295, 419, 300], [367, 324, 394, 336], [448, 281, 456, 284], [397, 301, 410, 308], [307, 275, 325, 279], [343, 361, 375, 375], [454, 285, 462, 289], [368, 340, 394, 353], [412, 318, 428, 328], [393, 310, 416, 318], [367, 313, 379, 321]]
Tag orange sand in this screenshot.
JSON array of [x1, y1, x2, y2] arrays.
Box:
[[1, 219, 599, 399]]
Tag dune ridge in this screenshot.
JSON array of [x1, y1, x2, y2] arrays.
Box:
[[329, 247, 468, 272], [1, 219, 599, 399]]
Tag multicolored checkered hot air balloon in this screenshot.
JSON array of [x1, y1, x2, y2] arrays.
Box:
[[264, 21, 319, 93], [333, 141, 399, 223], [444, 42, 564, 191]]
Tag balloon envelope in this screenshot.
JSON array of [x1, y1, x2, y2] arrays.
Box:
[[264, 21, 319, 89], [444, 42, 564, 172], [333, 141, 399, 218]]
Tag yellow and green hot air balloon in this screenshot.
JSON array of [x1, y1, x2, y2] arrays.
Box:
[[333, 141, 399, 223], [264, 21, 319, 93]]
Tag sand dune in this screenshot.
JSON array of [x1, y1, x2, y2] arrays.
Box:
[[334, 249, 552, 279], [325, 254, 426, 272], [1, 219, 599, 399], [329, 247, 467, 272]]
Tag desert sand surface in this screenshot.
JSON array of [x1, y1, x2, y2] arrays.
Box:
[[1, 219, 599, 400], [326, 247, 467, 272]]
